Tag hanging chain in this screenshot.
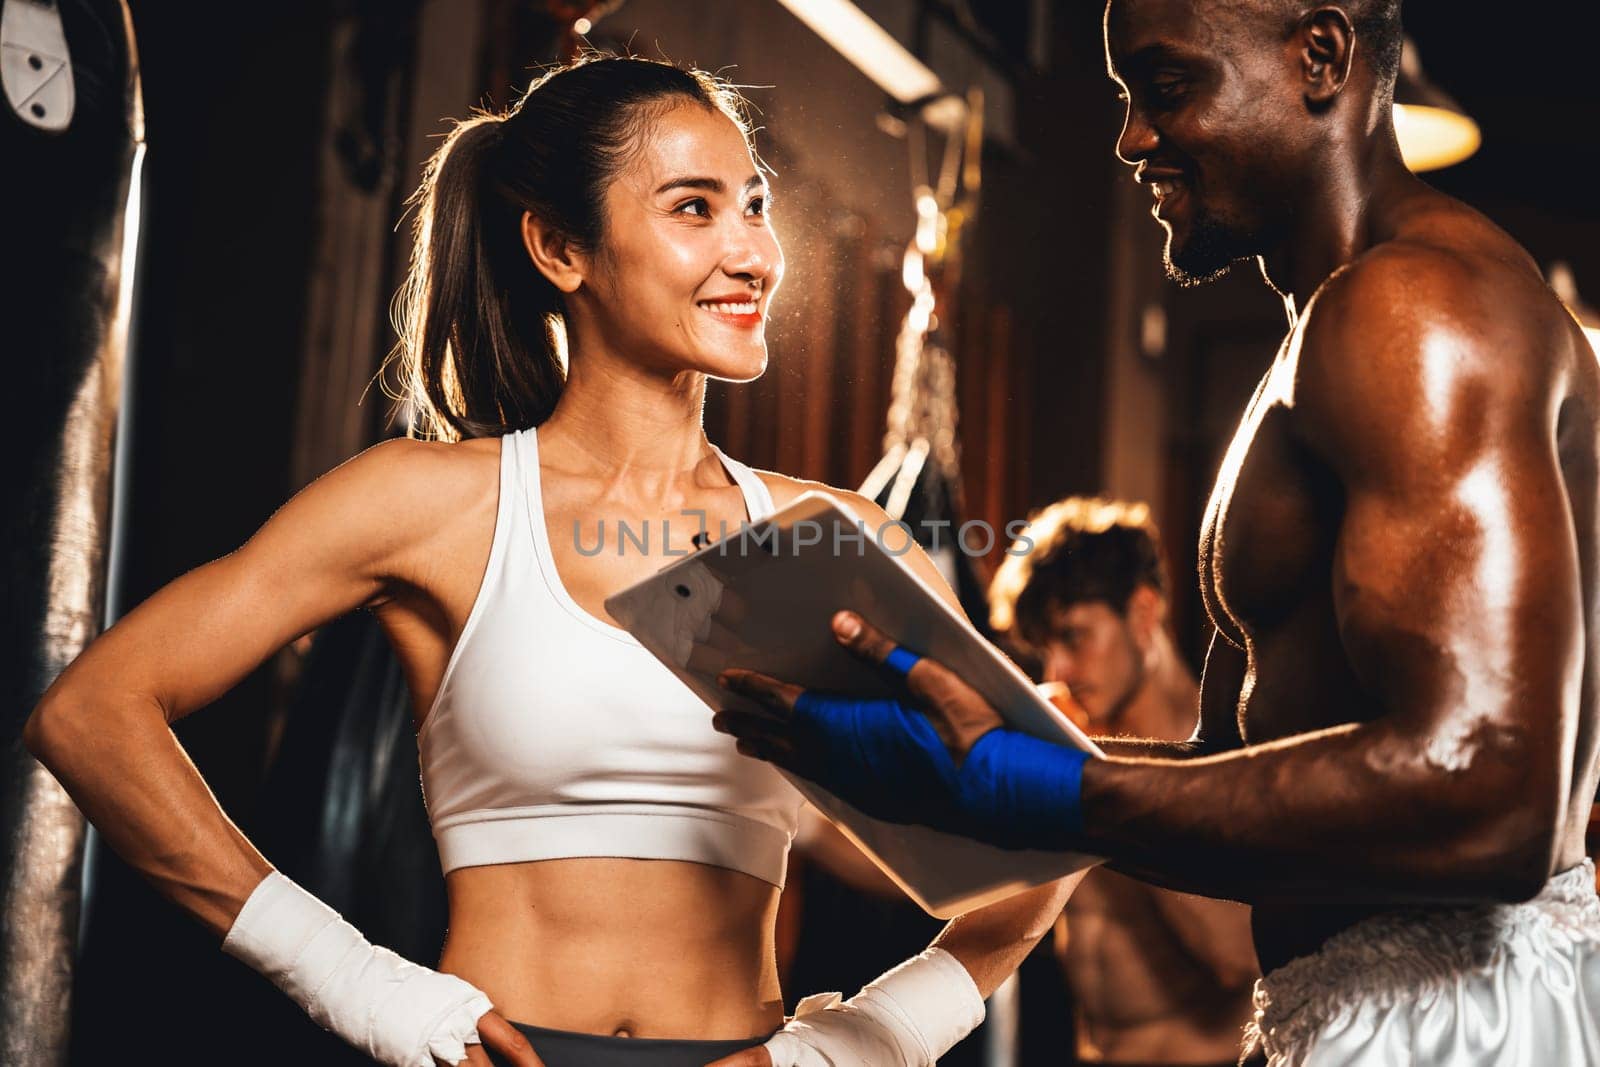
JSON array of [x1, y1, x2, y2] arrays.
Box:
[[880, 88, 983, 486]]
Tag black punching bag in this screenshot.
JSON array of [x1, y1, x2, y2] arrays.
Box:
[[0, 1, 143, 1062]]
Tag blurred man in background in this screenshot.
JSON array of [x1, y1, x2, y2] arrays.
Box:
[[989, 498, 1257, 1066]]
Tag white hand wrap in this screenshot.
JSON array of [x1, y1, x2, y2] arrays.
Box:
[[764, 947, 985, 1066], [222, 871, 494, 1067]]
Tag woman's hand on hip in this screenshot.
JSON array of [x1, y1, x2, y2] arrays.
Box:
[[444, 1010, 545, 1066]]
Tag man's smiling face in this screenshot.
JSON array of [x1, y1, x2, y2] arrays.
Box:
[[1104, 0, 1306, 284]]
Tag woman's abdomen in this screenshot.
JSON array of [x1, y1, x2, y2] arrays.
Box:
[[439, 857, 784, 1040]]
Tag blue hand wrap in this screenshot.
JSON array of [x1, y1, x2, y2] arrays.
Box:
[[958, 729, 1088, 849], [883, 645, 922, 678], [791, 691, 961, 826], [789, 693, 1090, 850]]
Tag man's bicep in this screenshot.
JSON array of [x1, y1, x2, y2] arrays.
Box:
[[1335, 428, 1578, 706], [1298, 264, 1581, 736]]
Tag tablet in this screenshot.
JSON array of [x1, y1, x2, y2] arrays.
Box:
[[604, 491, 1104, 918]]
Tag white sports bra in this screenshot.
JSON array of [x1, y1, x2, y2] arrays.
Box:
[[417, 427, 803, 886]]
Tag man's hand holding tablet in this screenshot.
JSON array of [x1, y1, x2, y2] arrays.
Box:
[[605, 490, 1102, 915], [715, 610, 1095, 852]]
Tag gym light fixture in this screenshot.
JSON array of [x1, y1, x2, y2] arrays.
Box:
[[775, 0, 963, 128], [1393, 37, 1480, 172]]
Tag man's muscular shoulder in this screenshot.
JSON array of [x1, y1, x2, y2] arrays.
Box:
[[1289, 229, 1564, 471]]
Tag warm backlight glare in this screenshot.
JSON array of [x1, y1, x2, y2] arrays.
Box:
[[1393, 103, 1481, 172]]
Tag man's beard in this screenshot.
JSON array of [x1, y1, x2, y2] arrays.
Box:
[[1163, 207, 1250, 287]]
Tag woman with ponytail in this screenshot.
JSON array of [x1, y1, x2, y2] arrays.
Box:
[[26, 55, 1078, 1066]]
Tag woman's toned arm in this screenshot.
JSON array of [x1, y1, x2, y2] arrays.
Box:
[[792, 807, 1082, 996], [929, 876, 1084, 997], [23, 439, 540, 1067], [24, 439, 478, 932]]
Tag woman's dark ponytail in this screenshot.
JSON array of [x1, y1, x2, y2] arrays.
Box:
[[393, 55, 753, 441], [395, 114, 566, 440]]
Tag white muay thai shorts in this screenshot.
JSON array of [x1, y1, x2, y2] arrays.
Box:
[[1242, 861, 1600, 1065]]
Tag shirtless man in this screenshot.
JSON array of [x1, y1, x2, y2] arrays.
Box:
[[715, 2, 1600, 1062], [989, 498, 1256, 1065]]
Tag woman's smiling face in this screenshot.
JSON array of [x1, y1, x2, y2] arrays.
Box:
[[569, 100, 784, 383]]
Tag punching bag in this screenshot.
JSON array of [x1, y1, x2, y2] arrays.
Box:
[[0, 1, 143, 1062]]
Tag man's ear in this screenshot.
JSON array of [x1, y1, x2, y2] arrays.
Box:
[[1126, 585, 1166, 645], [521, 210, 585, 294], [1299, 6, 1356, 106]]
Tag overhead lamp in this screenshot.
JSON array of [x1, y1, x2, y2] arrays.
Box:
[[1393, 36, 1480, 172], [776, 0, 964, 129]]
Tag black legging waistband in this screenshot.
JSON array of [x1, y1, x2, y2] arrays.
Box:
[[487, 1020, 773, 1067]]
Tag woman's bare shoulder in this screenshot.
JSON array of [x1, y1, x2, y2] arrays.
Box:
[[749, 468, 823, 510], [344, 428, 499, 489], [749, 467, 959, 608], [288, 435, 503, 558], [750, 469, 886, 524], [331, 435, 500, 497], [269, 435, 505, 608]]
